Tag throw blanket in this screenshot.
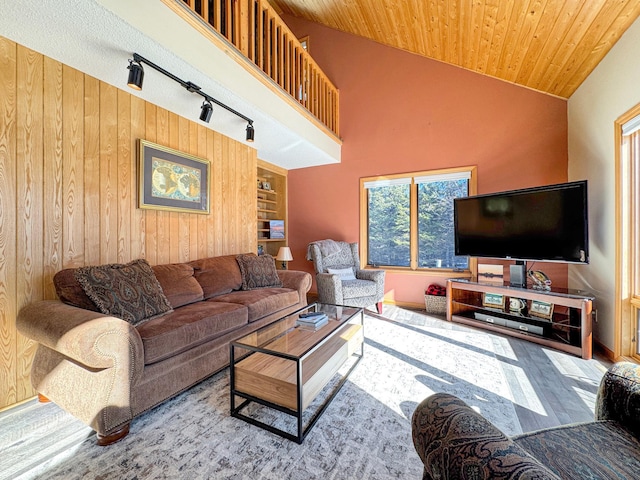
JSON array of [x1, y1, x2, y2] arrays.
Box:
[[306, 239, 342, 260]]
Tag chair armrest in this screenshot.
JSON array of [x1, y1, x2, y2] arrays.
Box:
[[412, 393, 560, 480], [356, 269, 385, 302], [595, 361, 640, 438], [17, 300, 144, 382], [277, 270, 312, 303], [356, 269, 384, 283], [316, 273, 343, 305]]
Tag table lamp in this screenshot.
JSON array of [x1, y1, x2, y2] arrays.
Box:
[[276, 246, 293, 269]]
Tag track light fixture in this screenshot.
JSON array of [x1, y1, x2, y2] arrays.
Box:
[[126, 53, 255, 141], [127, 59, 144, 90], [200, 101, 213, 123], [246, 122, 255, 142]]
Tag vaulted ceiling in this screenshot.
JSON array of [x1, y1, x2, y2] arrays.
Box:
[[268, 0, 640, 98]]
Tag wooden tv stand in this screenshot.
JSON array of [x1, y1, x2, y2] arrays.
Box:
[[447, 279, 594, 359]]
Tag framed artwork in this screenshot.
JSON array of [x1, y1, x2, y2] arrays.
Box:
[[269, 220, 285, 239], [529, 300, 554, 319], [478, 264, 504, 283], [138, 140, 210, 214], [482, 292, 505, 309]]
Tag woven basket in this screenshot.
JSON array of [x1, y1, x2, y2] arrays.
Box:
[[424, 294, 447, 315]]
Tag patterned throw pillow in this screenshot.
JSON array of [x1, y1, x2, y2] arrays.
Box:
[[74, 259, 173, 326], [236, 254, 283, 290], [327, 267, 356, 281]]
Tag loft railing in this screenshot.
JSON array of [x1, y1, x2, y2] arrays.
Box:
[[170, 0, 339, 136]]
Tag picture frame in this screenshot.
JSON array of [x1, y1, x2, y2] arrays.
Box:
[[482, 292, 505, 309], [138, 139, 210, 214], [529, 300, 554, 319], [269, 220, 285, 239], [478, 264, 504, 284]]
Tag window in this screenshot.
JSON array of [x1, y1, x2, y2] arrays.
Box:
[[616, 107, 640, 361], [360, 167, 477, 272]]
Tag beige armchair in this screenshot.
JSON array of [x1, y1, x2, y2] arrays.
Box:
[[308, 240, 385, 313]]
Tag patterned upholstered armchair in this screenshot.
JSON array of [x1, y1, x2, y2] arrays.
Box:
[[308, 240, 385, 313], [412, 361, 640, 480]]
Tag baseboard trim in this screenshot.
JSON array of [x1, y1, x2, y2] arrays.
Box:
[[389, 300, 425, 310], [593, 339, 615, 363]]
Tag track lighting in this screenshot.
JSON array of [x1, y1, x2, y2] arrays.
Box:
[[126, 53, 255, 141], [200, 101, 213, 123], [246, 122, 255, 142], [127, 59, 144, 90]]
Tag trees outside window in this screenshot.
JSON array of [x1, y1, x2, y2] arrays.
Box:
[[417, 178, 469, 269], [367, 182, 410, 267]]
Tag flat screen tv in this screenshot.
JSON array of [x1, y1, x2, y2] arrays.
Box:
[[454, 180, 589, 264]]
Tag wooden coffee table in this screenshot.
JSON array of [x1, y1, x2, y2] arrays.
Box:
[[230, 303, 364, 443]]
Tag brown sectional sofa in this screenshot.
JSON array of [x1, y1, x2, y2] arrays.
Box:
[[17, 254, 312, 445]]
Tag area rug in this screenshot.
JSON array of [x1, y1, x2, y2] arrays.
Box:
[[4, 311, 521, 480]]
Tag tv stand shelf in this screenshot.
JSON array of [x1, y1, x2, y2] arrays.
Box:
[[447, 279, 594, 359]]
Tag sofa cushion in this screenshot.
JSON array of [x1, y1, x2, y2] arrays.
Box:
[[189, 255, 243, 299], [209, 288, 298, 322], [136, 301, 248, 364], [152, 263, 204, 309], [236, 254, 283, 290], [513, 421, 640, 480], [53, 268, 99, 311], [74, 259, 173, 326]]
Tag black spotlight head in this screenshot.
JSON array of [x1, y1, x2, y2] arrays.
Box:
[[200, 101, 213, 123], [127, 60, 144, 90], [246, 123, 255, 142]]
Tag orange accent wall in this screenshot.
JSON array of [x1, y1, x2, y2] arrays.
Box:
[[283, 16, 569, 306]]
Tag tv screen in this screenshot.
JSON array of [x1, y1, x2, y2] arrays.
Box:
[[454, 181, 589, 264]]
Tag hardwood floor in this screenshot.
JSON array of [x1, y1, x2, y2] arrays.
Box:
[[373, 304, 611, 433]]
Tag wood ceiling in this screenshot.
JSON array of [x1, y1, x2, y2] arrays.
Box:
[[267, 0, 640, 98]]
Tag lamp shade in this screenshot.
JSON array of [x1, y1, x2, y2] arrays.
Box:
[[276, 247, 293, 261]]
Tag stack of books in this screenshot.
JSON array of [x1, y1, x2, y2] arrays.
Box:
[[296, 311, 329, 330]]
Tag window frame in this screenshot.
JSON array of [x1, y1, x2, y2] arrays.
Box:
[[359, 166, 477, 277], [615, 104, 640, 362]]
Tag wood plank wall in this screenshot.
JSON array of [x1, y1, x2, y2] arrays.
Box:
[[0, 36, 258, 410]]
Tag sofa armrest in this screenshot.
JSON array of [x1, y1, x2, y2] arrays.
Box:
[[412, 393, 560, 480], [595, 361, 640, 438], [277, 270, 312, 304], [17, 300, 144, 381]]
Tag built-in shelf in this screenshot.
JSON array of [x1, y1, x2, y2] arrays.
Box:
[[257, 161, 287, 260]]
